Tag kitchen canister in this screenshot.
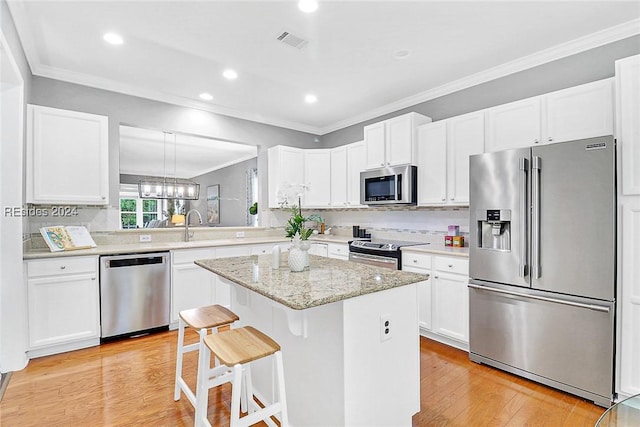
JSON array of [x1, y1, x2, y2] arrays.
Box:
[[271, 245, 281, 269]]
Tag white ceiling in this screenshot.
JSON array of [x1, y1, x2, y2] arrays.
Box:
[[119, 125, 257, 178], [8, 1, 640, 135]]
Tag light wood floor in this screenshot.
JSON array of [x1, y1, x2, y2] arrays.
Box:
[[0, 330, 606, 426]]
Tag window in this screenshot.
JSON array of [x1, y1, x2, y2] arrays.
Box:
[[119, 184, 164, 229]]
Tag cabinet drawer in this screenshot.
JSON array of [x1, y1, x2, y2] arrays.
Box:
[[328, 243, 348, 257], [27, 256, 97, 278], [434, 256, 469, 275], [172, 248, 213, 264], [402, 251, 432, 270]]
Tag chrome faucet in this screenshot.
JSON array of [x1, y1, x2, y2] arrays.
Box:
[[184, 209, 203, 242]]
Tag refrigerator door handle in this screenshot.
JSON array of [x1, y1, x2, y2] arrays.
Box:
[[532, 156, 541, 279], [468, 282, 610, 313], [519, 157, 528, 277]]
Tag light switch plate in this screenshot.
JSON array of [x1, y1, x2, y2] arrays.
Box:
[[236, 231, 245, 238], [139, 235, 152, 242]]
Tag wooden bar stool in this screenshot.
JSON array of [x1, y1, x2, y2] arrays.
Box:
[[174, 304, 239, 409], [196, 326, 288, 427]]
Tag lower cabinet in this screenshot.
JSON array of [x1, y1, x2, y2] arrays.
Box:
[[26, 256, 100, 357], [328, 243, 349, 260], [309, 242, 329, 257], [402, 251, 469, 350], [171, 248, 216, 324]]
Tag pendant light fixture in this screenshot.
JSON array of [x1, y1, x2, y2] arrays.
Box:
[[138, 132, 200, 200]]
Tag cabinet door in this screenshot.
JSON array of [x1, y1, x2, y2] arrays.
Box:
[[386, 114, 414, 166], [26, 105, 109, 204], [486, 97, 542, 152], [268, 146, 304, 207], [347, 142, 366, 206], [619, 198, 640, 396], [330, 147, 348, 207], [432, 272, 469, 343], [546, 79, 613, 144], [171, 263, 214, 323], [308, 243, 328, 257], [616, 56, 640, 196], [28, 273, 100, 348], [327, 243, 349, 260], [304, 150, 331, 207], [364, 122, 386, 169], [447, 112, 485, 204], [417, 122, 447, 205]]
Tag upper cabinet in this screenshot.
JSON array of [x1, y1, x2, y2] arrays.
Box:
[[486, 79, 613, 152], [26, 105, 109, 205], [364, 112, 431, 169], [330, 141, 367, 207], [346, 142, 367, 206], [267, 145, 305, 208], [486, 97, 542, 152], [417, 111, 484, 206], [616, 55, 640, 196], [304, 149, 332, 207]]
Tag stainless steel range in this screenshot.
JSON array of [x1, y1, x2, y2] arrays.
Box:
[[348, 239, 426, 270]]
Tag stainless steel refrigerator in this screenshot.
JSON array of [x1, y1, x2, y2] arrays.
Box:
[[468, 136, 615, 407]]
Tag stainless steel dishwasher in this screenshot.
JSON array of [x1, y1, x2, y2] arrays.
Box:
[[100, 252, 170, 338]]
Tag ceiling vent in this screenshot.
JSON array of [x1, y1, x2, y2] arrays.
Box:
[[276, 31, 308, 49]]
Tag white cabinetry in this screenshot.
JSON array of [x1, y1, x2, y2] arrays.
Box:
[[305, 150, 332, 207], [309, 242, 328, 257], [417, 111, 484, 206], [215, 245, 252, 306], [432, 256, 469, 349], [347, 142, 366, 206], [26, 256, 100, 357], [26, 105, 109, 205], [486, 97, 542, 152], [615, 54, 640, 399], [486, 79, 613, 152], [330, 147, 348, 206], [545, 79, 613, 144], [268, 145, 305, 208], [401, 251, 432, 331], [171, 248, 215, 324], [617, 55, 640, 196], [364, 112, 431, 169], [327, 243, 349, 260]]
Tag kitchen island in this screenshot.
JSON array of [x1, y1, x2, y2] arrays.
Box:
[[195, 254, 428, 427]]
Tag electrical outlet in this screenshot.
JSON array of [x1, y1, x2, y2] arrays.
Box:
[[139, 234, 152, 242], [236, 231, 245, 238], [380, 314, 392, 342]]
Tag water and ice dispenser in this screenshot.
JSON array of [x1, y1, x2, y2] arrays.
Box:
[[476, 209, 511, 251]]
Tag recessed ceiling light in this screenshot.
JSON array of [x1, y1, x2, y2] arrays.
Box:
[[223, 69, 238, 80], [199, 93, 213, 101], [103, 33, 123, 45], [298, 0, 318, 13], [394, 49, 412, 59], [305, 94, 317, 104]]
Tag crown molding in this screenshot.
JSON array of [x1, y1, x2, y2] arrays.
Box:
[[319, 18, 640, 135]]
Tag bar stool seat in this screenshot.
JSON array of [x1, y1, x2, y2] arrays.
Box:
[[196, 326, 288, 427], [174, 304, 239, 408]]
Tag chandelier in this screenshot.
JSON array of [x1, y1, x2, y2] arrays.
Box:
[[138, 132, 200, 200]]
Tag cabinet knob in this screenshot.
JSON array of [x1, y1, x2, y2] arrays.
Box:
[[450, 198, 455, 201], [101, 196, 106, 200], [380, 163, 384, 167], [434, 275, 439, 279], [91, 277, 96, 281], [441, 198, 446, 202], [413, 259, 417, 263], [548, 137, 553, 142], [60, 265, 66, 270], [448, 264, 453, 268], [534, 139, 539, 144]]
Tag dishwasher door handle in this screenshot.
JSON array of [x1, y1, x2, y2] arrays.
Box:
[[105, 255, 167, 269]]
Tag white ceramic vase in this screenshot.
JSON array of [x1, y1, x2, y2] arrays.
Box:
[[288, 246, 307, 272]]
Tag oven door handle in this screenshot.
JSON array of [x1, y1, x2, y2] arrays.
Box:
[[348, 252, 398, 269]]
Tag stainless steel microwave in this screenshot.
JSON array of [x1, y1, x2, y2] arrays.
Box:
[[360, 165, 417, 205]]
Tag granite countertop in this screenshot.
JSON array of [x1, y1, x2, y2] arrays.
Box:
[[195, 254, 428, 310], [23, 237, 292, 260], [401, 243, 469, 258]]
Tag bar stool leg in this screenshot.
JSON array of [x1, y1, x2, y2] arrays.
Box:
[[194, 328, 209, 427], [275, 351, 289, 427], [174, 317, 186, 401], [229, 364, 244, 427]]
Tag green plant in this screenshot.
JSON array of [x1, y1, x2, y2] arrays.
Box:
[[284, 198, 324, 241], [249, 202, 258, 215]]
